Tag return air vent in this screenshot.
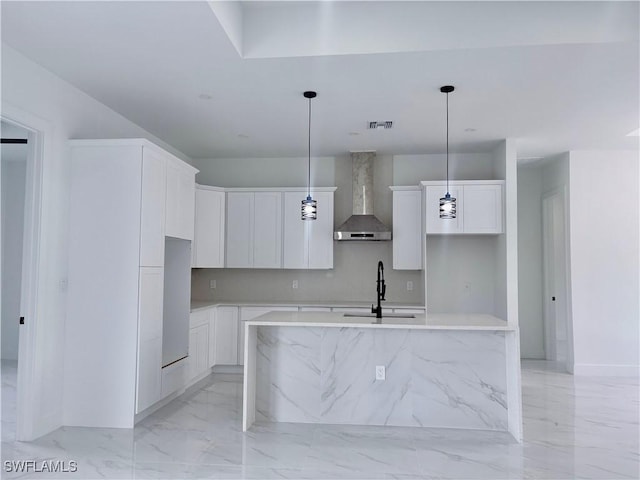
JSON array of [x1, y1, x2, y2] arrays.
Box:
[[368, 121, 393, 129]]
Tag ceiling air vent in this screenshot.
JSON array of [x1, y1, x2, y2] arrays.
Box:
[[368, 121, 393, 129]]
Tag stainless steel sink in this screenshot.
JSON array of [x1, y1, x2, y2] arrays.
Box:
[[343, 313, 415, 319]]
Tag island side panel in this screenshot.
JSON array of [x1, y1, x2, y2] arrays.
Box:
[[505, 330, 523, 441], [410, 330, 508, 431], [242, 323, 258, 431], [255, 326, 322, 423]]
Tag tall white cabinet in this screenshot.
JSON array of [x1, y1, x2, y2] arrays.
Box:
[[65, 139, 197, 428]]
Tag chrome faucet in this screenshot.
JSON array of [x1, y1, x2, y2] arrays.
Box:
[[371, 261, 386, 319]]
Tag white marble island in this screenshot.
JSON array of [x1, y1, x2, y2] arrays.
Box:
[[243, 311, 522, 441]]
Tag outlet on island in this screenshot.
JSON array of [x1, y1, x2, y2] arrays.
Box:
[[375, 365, 386, 381]]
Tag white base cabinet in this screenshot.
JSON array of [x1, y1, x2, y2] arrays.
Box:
[[214, 306, 239, 365], [188, 309, 212, 381]]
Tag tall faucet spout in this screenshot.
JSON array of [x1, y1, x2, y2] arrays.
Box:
[[372, 261, 386, 319]]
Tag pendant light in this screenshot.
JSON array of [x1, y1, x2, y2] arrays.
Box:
[[302, 91, 317, 220], [439, 85, 456, 219]]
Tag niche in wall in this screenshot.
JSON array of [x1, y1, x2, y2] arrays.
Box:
[[425, 236, 500, 315]]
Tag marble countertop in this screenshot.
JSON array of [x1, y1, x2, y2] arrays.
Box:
[[245, 311, 516, 331], [190, 300, 426, 312]]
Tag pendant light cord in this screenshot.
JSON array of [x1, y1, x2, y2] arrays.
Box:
[[446, 91, 450, 195], [308, 96, 312, 198]]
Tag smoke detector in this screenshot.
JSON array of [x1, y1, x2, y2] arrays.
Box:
[[368, 121, 393, 129]]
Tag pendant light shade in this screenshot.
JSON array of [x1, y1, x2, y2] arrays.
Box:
[[302, 91, 317, 220], [439, 85, 457, 219]]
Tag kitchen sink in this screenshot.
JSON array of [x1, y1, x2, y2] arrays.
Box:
[[343, 313, 416, 319]]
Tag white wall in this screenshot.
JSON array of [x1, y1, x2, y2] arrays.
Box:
[[393, 153, 497, 184], [568, 151, 639, 376], [194, 156, 335, 188], [1, 45, 191, 438], [1, 151, 27, 360], [517, 165, 545, 359]]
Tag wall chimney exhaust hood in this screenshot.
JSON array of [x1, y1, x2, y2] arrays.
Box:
[[334, 151, 392, 241]]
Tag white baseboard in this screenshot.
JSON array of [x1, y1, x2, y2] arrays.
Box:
[[573, 363, 640, 377]]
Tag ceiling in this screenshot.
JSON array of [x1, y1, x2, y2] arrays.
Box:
[[2, 1, 639, 161]]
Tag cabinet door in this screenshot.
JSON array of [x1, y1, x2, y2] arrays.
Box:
[[140, 148, 166, 267], [392, 190, 422, 270], [283, 192, 307, 269], [308, 191, 334, 269], [136, 267, 164, 413], [166, 162, 195, 240], [193, 189, 225, 268], [214, 306, 239, 365], [208, 308, 217, 368], [463, 184, 503, 234], [188, 323, 209, 381], [425, 185, 463, 234], [196, 324, 209, 374], [226, 192, 254, 268], [283, 191, 334, 269], [136, 338, 162, 413], [188, 327, 199, 381], [253, 192, 282, 268]]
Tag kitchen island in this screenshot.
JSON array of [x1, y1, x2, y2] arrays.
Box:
[[243, 311, 522, 441]]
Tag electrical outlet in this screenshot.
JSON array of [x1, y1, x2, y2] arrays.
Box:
[[375, 365, 386, 381], [292, 280, 298, 289], [407, 281, 414, 291], [210, 280, 216, 289]]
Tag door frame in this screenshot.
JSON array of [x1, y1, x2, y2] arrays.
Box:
[[542, 187, 573, 372], [2, 104, 49, 440]]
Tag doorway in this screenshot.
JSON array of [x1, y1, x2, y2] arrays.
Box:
[[1, 120, 29, 440], [542, 189, 572, 372]]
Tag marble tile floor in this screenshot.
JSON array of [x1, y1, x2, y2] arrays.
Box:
[[1, 360, 638, 480]]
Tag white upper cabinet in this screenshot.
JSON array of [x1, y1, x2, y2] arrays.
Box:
[[193, 186, 225, 268], [425, 185, 464, 234], [283, 190, 335, 269], [423, 181, 504, 235], [462, 184, 503, 234], [165, 159, 196, 241], [253, 192, 282, 268], [226, 192, 256, 268], [226, 191, 282, 268], [391, 187, 422, 270]]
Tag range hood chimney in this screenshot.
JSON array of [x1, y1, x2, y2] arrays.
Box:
[[334, 151, 392, 241]]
